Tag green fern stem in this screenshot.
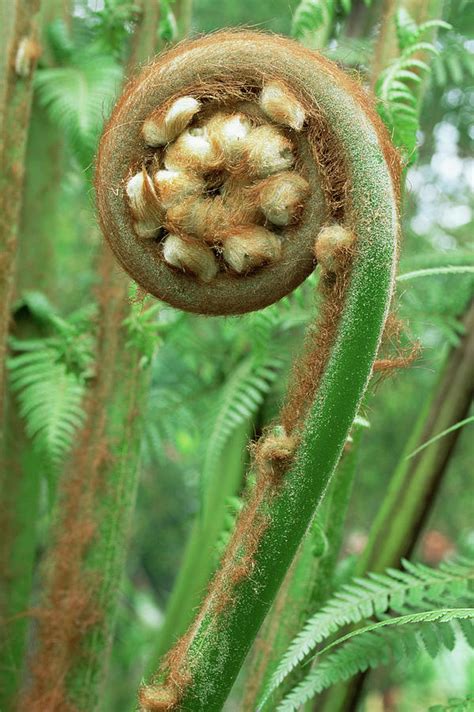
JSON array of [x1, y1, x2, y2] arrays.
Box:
[[243, 424, 364, 711], [151, 418, 251, 662], [140, 34, 399, 711], [359, 301, 474, 573]]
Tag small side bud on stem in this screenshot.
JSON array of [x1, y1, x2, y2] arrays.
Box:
[[153, 170, 204, 209], [314, 225, 355, 272], [164, 128, 223, 172], [256, 172, 310, 226], [244, 126, 295, 178], [205, 112, 251, 164], [126, 168, 164, 238]]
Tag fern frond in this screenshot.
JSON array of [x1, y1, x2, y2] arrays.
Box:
[[429, 697, 474, 712], [201, 355, 282, 510], [45, 18, 75, 63], [395, 8, 450, 50], [34, 54, 122, 168], [397, 265, 474, 282], [276, 609, 474, 711], [260, 557, 474, 705], [376, 10, 451, 160], [7, 298, 95, 466], [159, 0, 178, 43], [8, 350, 86, 466], [291, 0, 377, 39], [431, 36, 474, 87], [291, 0, 326, 39]]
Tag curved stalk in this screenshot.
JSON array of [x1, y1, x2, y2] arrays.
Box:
[[243, 427, 363, 711], [128, 33, 400, 712]]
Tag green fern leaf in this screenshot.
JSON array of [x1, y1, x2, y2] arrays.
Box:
[[429, 695, 474, 712], [375, 12, 450, 160], [201, 355, 282, 511], [260, 557, 474, 706], [8, 350, 86, 466], [276, 609, 474, 711], [291, 0, 326, 39], [34, 54, 122, 168]]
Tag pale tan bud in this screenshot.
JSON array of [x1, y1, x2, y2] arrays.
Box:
[[166, 197, 229, 242], [256, 172, 310, 226], [134, 221, 162, 238], [243, 126, 295, 178], [205, 112, 251, 163], [164, 128, 223, 172], [220, 177, 261, 227], [162, 234, 218, 282], [314, 225, 355, 271], [153, 169, 204, 209], [126, 168, 164, 237], [142, 96, 201, 146], [259, 81, 306, 131], [222, 227, 282, 273]]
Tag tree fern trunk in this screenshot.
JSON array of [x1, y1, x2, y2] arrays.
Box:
[[0, 2, 42, 708], [18, 249, 151, 711], [0, 0, 41, 436], [18, 4, 162, 708]]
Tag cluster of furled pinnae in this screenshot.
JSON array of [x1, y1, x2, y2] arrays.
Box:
[[125, 82, 310, 283]]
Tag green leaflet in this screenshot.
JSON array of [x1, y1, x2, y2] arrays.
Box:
[[7, 300, 95, 467], [276, 609, 474, 711], [375, 12, 451, 161], [260, 556, 474, 707]]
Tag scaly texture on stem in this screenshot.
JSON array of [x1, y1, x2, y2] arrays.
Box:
[[95, 31, 400, 711], [18, 250, 151, 712]]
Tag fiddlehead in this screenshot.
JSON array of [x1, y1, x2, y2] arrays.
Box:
[[95, 30, 401, 712]]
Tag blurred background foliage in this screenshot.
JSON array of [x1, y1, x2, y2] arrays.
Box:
[[2, 0, 473, 710]]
